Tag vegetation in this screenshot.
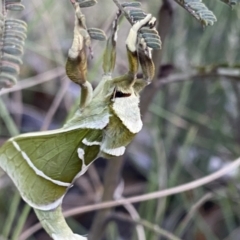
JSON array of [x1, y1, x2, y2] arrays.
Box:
[[1, 0, 240, 239]]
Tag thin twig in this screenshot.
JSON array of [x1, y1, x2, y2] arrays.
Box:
[[157, 71, 240, 88], [88, 157, 124, 240], [114, 181, 146, 240], [2, 192, 21, 239], [19, 156, 240, 240], [0, 67, 65, 96], [112, 0, 133, 24], [176, 192, 214, 236], [40, 76, 70, 131], [109, 212, 182, 240], [11, 204, 31, 240]]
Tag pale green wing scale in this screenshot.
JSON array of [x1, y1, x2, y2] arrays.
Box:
[[0, 128, 102, 210]]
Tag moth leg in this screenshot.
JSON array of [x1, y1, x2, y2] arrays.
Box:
[[66, 3, 93, 109], [35, 206, 87, 240]]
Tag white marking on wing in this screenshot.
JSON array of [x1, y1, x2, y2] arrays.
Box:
[[12, 140, 21, 151], [10, 140, 71, 187], [75, 148, 91, 179], [22, 194, 65, 211], [82, 138, 101, 146], [112, 95, 142, 133], [101, 146, 126, 156]]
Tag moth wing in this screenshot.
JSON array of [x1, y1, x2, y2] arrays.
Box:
[[0, 128, 102, 210]]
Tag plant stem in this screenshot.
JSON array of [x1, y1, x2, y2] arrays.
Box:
[[2, 191, 21, 239], [11, 204, 31, 240]]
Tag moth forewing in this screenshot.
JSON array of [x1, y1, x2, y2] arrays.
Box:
[[0, 126, 102, 210], [112, 94, 142, 134]]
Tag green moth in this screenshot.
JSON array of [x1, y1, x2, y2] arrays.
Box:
[[0, 1, 161, 240]]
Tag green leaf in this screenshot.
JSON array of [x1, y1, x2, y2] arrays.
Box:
[[175, 0, 217, 26]]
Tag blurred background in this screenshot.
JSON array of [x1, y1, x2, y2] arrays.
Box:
[[1, 0, 240, 239]]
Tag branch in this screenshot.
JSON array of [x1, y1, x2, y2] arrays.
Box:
[[109, 212, 182, 240], [19, 156, 240, 240], [0, 67, 65, 96], [112, 0, 134, 24]]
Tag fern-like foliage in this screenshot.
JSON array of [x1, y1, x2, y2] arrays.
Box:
[[175, 0, 217, 26], [220, 0, 240, 6], [127, 4, 162, 49], [116, 1, 162, 49], [0, 0, 27, 89]]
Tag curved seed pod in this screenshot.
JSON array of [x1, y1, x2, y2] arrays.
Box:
[[0, 72, 17, 88], [88, 28, 106, 41], [6, 3, 25, 11]]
